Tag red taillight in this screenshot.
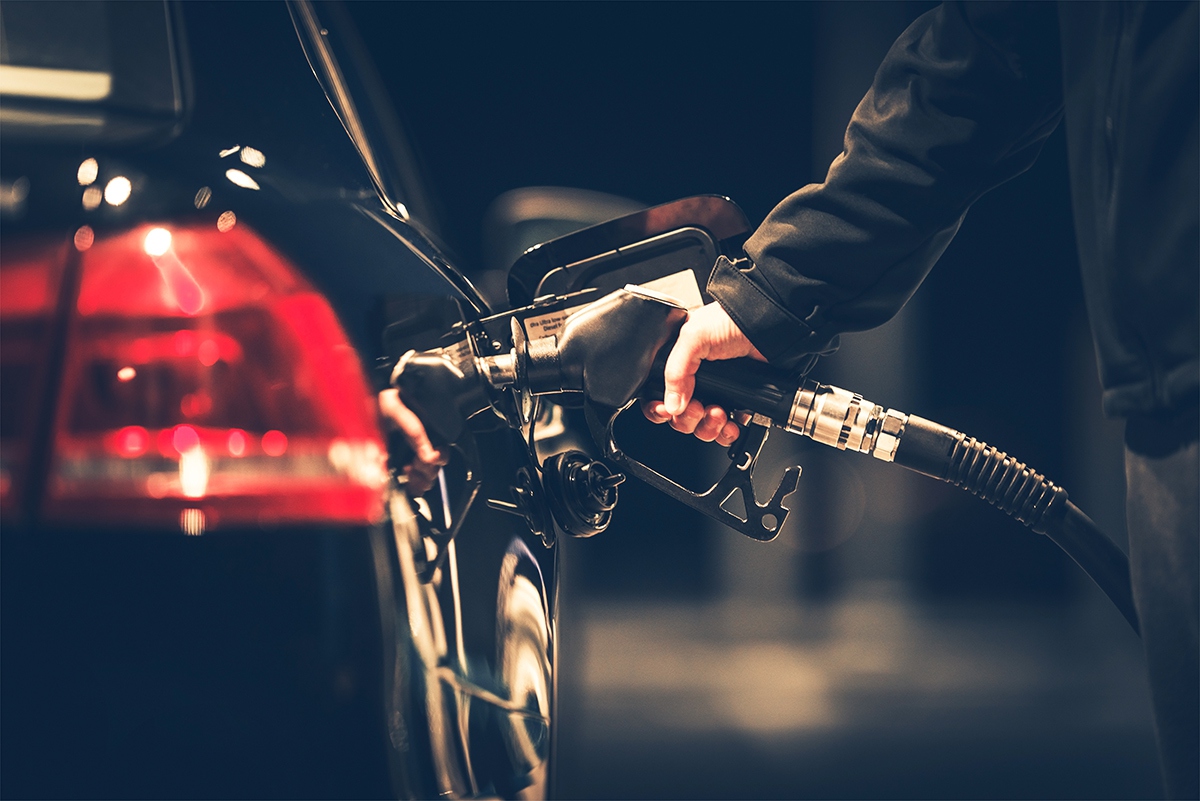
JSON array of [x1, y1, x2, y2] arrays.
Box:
[[0, 236, 70, 516], [41, 222, 386, 531]]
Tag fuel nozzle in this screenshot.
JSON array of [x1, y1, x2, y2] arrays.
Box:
[[476, 285, 688, 407]]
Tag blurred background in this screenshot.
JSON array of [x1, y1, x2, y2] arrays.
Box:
[[347, 2, 1159, 798]]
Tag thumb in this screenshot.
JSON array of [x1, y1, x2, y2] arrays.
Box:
[[662, 322, 706, 416]]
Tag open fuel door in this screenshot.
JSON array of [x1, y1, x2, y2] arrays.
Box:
[[505, 195, 752, 308], [499, 196, 798, 542]]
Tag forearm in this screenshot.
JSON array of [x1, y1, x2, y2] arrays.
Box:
[[716, 1, 1064, 372]]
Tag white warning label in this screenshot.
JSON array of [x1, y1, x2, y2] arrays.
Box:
[[521, 269, 703, 339]]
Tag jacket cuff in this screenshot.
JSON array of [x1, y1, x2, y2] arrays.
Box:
[[707, 255, 835, 374]]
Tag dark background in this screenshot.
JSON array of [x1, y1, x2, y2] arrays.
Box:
[[348, 3, 1156, 798]]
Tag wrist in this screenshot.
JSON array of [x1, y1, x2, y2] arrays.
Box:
[[707, 255, 832, 374]]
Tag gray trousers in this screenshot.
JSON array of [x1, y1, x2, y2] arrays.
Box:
[[1126, 415, 1199, 800]]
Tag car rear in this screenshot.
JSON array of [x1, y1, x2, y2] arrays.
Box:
[[0, 2, 412, 796]]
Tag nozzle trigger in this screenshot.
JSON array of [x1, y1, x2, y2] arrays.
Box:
[[585, 401, 799, 541]]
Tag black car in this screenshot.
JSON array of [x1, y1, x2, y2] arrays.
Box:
[[1, 2, 758, 798], [0, 2, 555, 797]]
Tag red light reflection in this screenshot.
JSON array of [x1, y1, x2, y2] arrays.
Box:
[[1, 248, 62, 318], [113, 426, 149, 458], [261, 430, 288, 457], [172, 425, 200, 453], [180, 391, 213, 418], [42, 222, 386, 528], [227, 429, 247, 457], [173, 330, 197, 356], [151, 248, 206, 314], [197, 339, 220, 366]]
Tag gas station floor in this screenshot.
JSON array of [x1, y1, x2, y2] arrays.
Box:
[[556, 582, 1161, 800]]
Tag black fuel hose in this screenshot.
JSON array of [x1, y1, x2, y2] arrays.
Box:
[[684, 357, 1141, 635], [892, 415, 1139, 635]]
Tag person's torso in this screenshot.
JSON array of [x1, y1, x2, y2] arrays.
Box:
[[1057, 0, 1199, 418]]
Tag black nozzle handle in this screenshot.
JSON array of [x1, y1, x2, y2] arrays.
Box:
[[641, 353, 802, 424], [694, 358, 803, 424], [391, 349, 493, 448]]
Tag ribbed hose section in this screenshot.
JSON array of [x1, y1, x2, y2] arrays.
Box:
[[892, 414, 1139, 635], [945, 435, 1068, 535]]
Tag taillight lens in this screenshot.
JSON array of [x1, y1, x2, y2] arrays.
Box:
[[0, 236, 70, 516], [43, 222, 385, 532]]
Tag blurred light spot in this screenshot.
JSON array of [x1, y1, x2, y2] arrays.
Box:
[[77, 158, 98, 186], [180, 449, 210, 498], [219, 145, 240, 158], [73, 225, 94, 251], [329, 440, 351, 470], [82, 186, 102, 210], [262, 430, 288, 457], [11, 176, 29, 196], [227, 429, 248, 457], [143, 227, 172, 256], [1, 65, 111, 100], [146, 473, 171, 498], [151, 247, 206, 316], [329, 439, 388, 487], [225, 168, 259, 190], [104, 176, 131, 206], [173, 424, 200, 454], [181, 508, 206, 536], [198, 338, 220, 366], [239, 146, 265, 168], [216, 210, 237, 232], [156, 429, 175, 456], [1, 176, 30, 215], [173, 330, 197, 356], [181, 391, 213, 418], [115, 426, 149, 458], [194, 186, 212, 209], [116, 366, 136, 382]]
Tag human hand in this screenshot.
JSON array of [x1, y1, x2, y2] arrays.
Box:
[[378, 388, 449, 495], [640, 301, 764, 446]]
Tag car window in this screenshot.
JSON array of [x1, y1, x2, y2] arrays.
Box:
[[0, 1, 112, 97], [0, 1, 184, 141]]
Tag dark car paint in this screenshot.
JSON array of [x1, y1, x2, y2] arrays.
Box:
[[1, 2, 555, 797]]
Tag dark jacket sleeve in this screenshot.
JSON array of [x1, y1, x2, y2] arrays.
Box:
[[710, 1, 1064, 373]]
